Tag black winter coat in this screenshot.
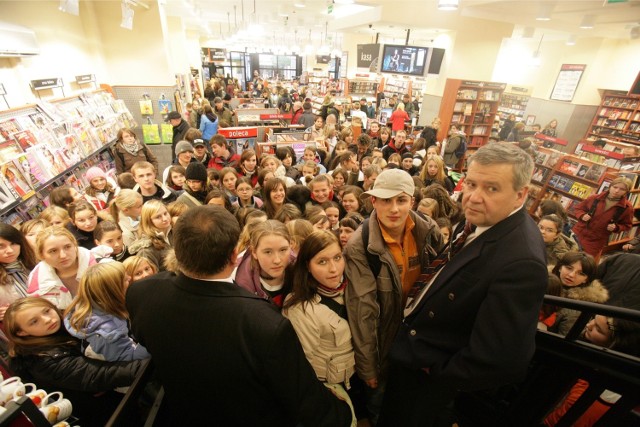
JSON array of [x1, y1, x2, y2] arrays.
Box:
[[10, 342, 144, 393]]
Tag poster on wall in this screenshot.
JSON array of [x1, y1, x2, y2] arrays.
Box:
[[357, 44, 380, 71], [550, 64, 586, 102]]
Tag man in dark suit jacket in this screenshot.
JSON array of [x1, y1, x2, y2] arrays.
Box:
[[126, 205, 352, 426], [379, 142, 548, 427]]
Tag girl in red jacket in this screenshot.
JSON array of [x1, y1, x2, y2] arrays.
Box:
[[572, 176, 634, 259]]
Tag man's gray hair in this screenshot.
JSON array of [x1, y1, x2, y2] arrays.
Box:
[[467, 142, 533, 191]]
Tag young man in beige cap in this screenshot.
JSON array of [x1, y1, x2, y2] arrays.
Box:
[[344, 168, 443, 424]]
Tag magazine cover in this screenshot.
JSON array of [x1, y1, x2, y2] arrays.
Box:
[[12, 130, 39, 151], [1, 161, 35, 200], [0, 140, 24, 163], [28, 110, 54, 130], [27, 145, 66, 177], [60, 134, 84, 164], [0, 119, 22, 141], [16, 153, 49, 188], [0, 176, 19, 210]]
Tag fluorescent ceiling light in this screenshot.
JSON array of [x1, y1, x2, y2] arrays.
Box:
[[59, 0, 79, 15], [579, 15, 595, 29], [438, 0, 458, 11], [294, 0, 306, 7], [566, 34, 577, 46]]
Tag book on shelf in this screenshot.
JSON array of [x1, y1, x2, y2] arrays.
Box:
[[558, 159, 580, 175], [576, 164, 590, 179], [598, 179, 611, 194], [531, 166, 549, 183], [558, 196, 575, 210], [584, 164, 606, 182], [545, 152, 561, 168], [534, 151, 549, 165], [11, 130, 39, 151]]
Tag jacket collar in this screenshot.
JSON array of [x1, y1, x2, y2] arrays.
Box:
[[171, 271, 266, 301]]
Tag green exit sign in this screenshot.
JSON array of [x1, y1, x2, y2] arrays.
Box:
[[607, 0, 627, 3], [328, 4, 333, 13]]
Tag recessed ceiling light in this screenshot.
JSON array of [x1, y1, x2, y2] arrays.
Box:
[[579, 15, 595, 29], [438, 0, 458, 11]]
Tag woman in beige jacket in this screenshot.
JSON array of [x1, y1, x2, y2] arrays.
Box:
[[283, 230, 357, 426]]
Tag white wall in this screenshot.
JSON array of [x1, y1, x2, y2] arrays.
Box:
[[0, 0, 106, 107]]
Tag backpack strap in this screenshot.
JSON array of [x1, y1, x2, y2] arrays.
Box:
[[361, 218, 382, 277], [318, 295, 348, 321], [587, 197, 600, 217]]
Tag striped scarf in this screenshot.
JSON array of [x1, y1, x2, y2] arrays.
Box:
[[4, 261, 29, 297]]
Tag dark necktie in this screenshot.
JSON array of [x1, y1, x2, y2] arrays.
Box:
[[405, 222, 476, 310]]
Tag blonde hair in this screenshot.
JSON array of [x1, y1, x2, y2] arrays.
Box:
[[65, 263, 128, 333], [110, 189, 143, 224], [39, 206, 70, 227], [419, 155, 447, 182], [139, 200, 170, 250], [123, 255, 158, 282], [236, 210, 268, 253], [610, 177, 633, 193], [35, 226, 77, 260], [285, 219, 314, 252], [418, 198, 440, 218]]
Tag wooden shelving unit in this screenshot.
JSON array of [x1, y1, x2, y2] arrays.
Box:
[[438, 78, 506, 147], [497, 86, 530, 124], [585, 89, 640, 146]]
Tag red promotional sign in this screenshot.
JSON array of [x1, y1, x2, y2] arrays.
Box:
[[580, 143, 624, 160], [218, 127, 258, 138], [534, 132, 568, 146], [259, 114, 292, 120]]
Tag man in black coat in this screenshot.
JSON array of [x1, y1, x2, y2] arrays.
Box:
[[126, 205, 352, 426], [167, 110, 192, 163], [379, 142, 548, 427]]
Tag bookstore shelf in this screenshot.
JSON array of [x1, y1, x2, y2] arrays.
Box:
[[0, 91, 134, 224]]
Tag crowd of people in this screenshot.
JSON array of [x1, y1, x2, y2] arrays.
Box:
[[0, 83, 639, 426]]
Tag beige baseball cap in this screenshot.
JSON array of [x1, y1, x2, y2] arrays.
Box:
[[363, 169, 415, 199]]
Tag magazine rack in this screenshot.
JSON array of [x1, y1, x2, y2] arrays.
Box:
[[0, 90, 136, 223]]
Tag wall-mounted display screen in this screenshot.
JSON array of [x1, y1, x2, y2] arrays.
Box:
[[380, 44, 428, 76]]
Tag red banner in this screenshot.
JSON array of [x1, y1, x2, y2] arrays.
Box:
[[218, 127, 258, 138], [534, 132, 568, 146], [259, 114, 292, 120], [580, 143, 624, 160]]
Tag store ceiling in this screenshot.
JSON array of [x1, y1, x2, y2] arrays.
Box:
[[163, 0, 640, 45]]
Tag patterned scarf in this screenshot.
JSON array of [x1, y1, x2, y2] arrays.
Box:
[[122, 140, 141, 156], [316, 276, 348, 299], [4, 261, 29, 297]]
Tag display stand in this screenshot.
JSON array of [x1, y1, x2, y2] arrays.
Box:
[[257, 130, 315, 160], [0, 91, 134, 223]]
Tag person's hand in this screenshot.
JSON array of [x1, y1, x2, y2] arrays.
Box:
[[582, 214, 592, 222], [607, 223, 617, 232], [365, 378, 378, 389], [622, 244, 634, 252]]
